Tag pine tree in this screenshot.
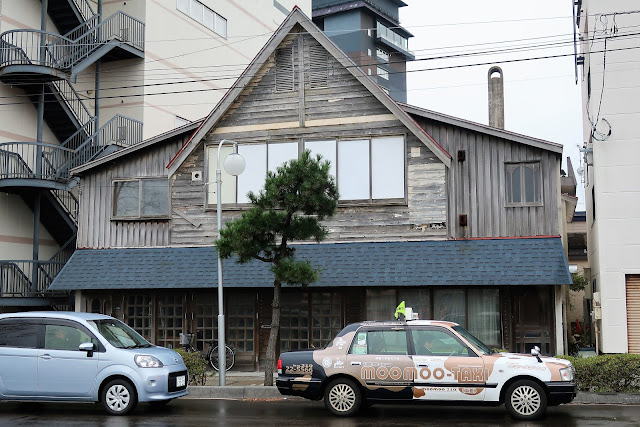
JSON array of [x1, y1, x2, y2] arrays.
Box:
[[216, 150, 339, 385]]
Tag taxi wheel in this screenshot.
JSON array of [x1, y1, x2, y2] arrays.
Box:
[[324, 378, 362, 417], [102, 379, 138, 415], [505, 380, 547, 420]]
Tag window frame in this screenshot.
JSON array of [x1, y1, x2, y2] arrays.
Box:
[[112, 177, 170, 221], [409, 326, 478, 358], [206, 136, 407, 209], [504, 161, 543, 207], [177, 0, 227, 38], [348, 327, 409, 355]]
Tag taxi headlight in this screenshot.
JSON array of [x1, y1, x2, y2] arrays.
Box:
[[559, 367, 574, 381], [135, 355, 164, 368]]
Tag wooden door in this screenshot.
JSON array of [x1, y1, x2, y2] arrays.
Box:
[[512, 286, 554, 355], [626, 275, 640, 354]]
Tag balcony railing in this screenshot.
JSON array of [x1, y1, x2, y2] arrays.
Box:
[[0, 142, 73, 181], [0, 11, 145, 71], [0, 260, 67, 297]]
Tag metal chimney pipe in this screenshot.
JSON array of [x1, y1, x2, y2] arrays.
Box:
[[488, 66, 504, 129]]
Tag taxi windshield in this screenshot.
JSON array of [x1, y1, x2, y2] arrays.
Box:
[[452, 325, 493, 355]]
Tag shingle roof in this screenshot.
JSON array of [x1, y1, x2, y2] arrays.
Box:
[[49, 238, 571, 290]]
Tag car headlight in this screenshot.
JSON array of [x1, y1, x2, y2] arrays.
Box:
[[135, 355, 164, 368], [559, 367, 574, 381]]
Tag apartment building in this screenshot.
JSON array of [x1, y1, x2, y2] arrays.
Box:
[[311, 0, 413, 102], [576, 0, 640, 353], [0, 0, 310, 310]]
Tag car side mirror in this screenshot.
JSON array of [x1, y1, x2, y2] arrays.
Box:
[[79, 342, 95, 357], [531, 345, 542, 363]]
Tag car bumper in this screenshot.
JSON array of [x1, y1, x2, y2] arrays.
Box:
[[546, 381, 576, 405], [276, 376, 323, 400], [136, 366, 189, 402]]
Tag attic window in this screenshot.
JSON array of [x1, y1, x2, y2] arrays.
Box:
[[275, 45, 298, 92]]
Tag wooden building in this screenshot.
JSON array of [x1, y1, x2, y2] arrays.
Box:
[[51, 8, 572, 369]]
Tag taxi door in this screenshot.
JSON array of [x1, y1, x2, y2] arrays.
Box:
[[346, 326, 414, 400], [410, 327, 486, 401]]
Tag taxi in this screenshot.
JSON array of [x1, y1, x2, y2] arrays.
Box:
[[276, 314, 576, 420]]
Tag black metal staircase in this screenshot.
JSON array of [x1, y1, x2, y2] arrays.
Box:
[[0, 0, 145, 306]]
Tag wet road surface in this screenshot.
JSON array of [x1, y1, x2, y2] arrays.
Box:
[[1, 399, 639, 426]]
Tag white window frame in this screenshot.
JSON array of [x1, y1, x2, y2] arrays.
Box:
[[377, 66, 389, 80], [305, 136, 406, 203], [376, 48, 389, 61], [505, 161, 543, 207], [112, 178, 170, 220], [177, 0, 227, 38]]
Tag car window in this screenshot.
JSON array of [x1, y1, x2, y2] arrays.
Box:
[[44, 324, 97, 351], [350, 329, 408, 355], [88, 319, 150, 348], [0, 321, 39, 348], [412, 329, 471, 357]]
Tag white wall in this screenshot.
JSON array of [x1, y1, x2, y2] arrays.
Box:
[[581, 0, 640, 353]]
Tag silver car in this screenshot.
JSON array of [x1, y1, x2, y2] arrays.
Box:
[[0, 312, 188, 415]]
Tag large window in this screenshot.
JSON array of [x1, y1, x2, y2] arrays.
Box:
[[505, 162, 542, 207], [112, 178, 169, 219], [365, 288, 501, 348], [207, 136, 405, 205], [307, 137, 405, 201], [177, 0, 227, 38]]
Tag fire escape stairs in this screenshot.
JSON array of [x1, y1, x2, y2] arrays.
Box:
[[0, 0, 145, 305]]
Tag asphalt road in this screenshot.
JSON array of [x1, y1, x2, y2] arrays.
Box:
[[1, 399, 639, 426]]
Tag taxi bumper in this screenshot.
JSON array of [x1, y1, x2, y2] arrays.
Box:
[[546, 381, 577, 405]]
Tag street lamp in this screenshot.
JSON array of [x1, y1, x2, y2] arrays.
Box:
[[216, 139, 245, 386]]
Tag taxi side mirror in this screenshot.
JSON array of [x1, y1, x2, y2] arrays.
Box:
[[531, 346, 542, 363]]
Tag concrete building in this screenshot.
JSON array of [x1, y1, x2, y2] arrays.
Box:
[[311, 0, 413, 103], [576, 0, 640, 353], [0, 0, 310, 310]]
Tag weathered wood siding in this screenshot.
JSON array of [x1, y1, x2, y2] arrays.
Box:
[[171, 31, 447, 245], [77, 138, 184, 248], [413, 116, 561, 238]]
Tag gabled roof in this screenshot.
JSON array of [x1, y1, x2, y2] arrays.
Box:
[[49, 237, 571, 291], [167, 7, 451, 176], [400, 103, 564, 155], [70, 120, 203, 175]]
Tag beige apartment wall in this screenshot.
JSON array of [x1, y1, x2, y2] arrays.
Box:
[[0, 193, 60, 260], [139, 0, 311, 139]]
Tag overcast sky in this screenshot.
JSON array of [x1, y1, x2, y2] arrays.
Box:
[[399, 0, 585, 208]]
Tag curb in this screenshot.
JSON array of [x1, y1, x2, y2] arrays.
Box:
[[185, 387, 640, 404]]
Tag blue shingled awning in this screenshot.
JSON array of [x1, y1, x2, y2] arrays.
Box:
[[48, 237, 572, 291]]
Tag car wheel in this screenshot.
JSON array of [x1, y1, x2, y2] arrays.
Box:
[[324, 378, 362, 417], [505, 380, 547, 420], [102, 379, 137, 415]]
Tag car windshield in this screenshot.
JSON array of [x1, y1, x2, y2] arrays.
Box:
[[88, 319, 151, 349], [452, 325, 493, 355]]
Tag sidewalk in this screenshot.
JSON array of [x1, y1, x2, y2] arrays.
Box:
[[185, 371, 640, 404]]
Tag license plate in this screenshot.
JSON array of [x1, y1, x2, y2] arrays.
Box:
[[176, 375, 186, 387]]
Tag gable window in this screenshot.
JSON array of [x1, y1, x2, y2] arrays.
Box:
[[505, 162, 542, 207], [177, 0, 227, 38], [306, 136, 405, 201], [207, 136, 405, 206], [207, 142, 298, 205], [113, 178, 169, 219]]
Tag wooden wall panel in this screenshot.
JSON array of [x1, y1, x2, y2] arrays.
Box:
[[413, 116, 561, 239]]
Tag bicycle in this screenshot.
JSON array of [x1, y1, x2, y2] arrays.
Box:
[[205, 340, 235, 371]]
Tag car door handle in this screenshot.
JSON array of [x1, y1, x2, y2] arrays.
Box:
[[351, 361, 361, 366], [39, 354, 52, 360], [417, 363, 428, 367]]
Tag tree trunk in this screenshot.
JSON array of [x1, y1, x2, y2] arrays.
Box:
[[264, 280, 282, 386]]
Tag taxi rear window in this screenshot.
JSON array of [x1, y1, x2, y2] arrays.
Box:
[[350, 330, 408, 355]]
